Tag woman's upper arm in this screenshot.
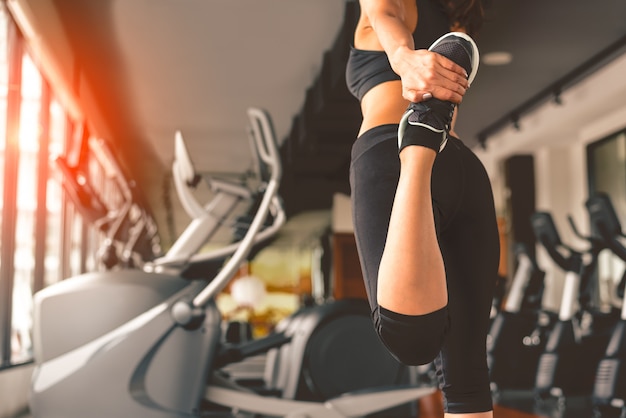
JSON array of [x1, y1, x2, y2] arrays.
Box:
[[359, 0, 406, 29]]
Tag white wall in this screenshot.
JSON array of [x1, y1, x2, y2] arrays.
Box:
[[475, 51, 626, 310], [0, 364, 33, 418], [332, 193, 354, 233]]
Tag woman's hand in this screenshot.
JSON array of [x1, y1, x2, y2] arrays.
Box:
[[390, 46, 470, 104]]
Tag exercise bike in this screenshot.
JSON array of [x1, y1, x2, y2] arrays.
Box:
[[29, 107, 434, 417]]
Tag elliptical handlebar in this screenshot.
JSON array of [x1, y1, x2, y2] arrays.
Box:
[[568, 214, 590, 242], [171, 108, 284, 326], [186, 107, 286, 264], [172, 130, 207, 220], [190, 108, 283, 304], [586, 193, 626, 262], [531, 212, 580, 272]]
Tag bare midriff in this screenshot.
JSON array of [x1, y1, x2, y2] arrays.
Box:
[[359, 80, 460, 139], [354, 1, 416, 137], [358, 81, 409, 137], [353, 1, 461, 139]]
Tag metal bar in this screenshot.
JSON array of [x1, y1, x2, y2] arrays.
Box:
[[59, 118, 74, 281], [191, 179, 281, 307], [191, 108, 282, 308], [33, 80, 51, 293]]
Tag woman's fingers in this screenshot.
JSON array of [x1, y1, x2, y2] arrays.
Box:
[[435, 53, 469, 81], [402, 73, 466, 103], [400, 50, 471, 103], [435, 56, 470, 90], [410, 57, 469, 102], [403, 86, 463, 104]]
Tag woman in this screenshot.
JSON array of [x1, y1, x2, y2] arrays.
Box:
[[346, 0, 499, 416]]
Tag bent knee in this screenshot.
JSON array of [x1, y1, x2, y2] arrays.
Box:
[[375, 305, 449, 366]]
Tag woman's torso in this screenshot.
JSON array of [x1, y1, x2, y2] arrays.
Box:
[[347, 0, 451, 136]]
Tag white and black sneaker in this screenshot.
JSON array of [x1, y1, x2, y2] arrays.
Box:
[[398, 32, 480, 153]]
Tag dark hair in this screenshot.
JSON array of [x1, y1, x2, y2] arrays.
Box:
[[441, 0, 487, 38]]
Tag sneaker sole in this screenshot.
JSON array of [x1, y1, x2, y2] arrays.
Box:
[[428, 31, 480, 85]]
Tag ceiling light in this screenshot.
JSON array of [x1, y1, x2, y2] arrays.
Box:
[[482, 51, 513, 66], [511, 114, 521, 131]]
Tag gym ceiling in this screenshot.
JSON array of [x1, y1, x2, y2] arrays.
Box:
[[7, 0, 626, 245]]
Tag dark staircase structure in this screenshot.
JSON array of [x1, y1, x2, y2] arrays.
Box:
[[278, 1, 362, 217]]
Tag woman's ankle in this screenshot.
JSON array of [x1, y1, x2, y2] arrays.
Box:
[[399, 145, 437, 174]]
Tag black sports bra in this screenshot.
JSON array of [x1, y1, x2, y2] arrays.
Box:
[[345, 0, 450, 101]]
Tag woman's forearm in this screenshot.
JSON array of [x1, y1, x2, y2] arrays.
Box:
[[359, 1, 415, 75]]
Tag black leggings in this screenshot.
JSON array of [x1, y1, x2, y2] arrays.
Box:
[[349, 124, 499, 414]]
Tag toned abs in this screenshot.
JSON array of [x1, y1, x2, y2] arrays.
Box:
[[354, 0, 418, 136]]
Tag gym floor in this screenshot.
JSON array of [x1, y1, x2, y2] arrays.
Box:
[[13, 392, 598, 417], [419, 390, 596, 418], [15, 354, 600, 418]]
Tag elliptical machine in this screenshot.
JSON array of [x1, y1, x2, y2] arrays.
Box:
[[487, 242, 555, 393], [531, 209, 617, 404], [52, 127, 159, 270], [29, 108, 434, 417], [587, 193, 626, 418]]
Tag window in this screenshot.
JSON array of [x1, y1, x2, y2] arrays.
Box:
[[0, 3, 158, 370], [0, 2, 8, 258], [587, 129, 626, 311], [44, 100, 66, 287], [0, 12, 94, 367], [10, 53, 42, 363], [0, 3, 21, 367], [587, 130, 626, 222]]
